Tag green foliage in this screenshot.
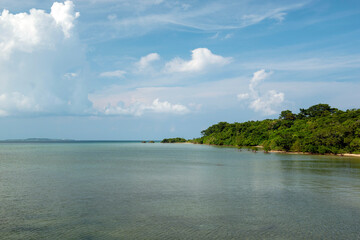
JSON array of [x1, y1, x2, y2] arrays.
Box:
[[201, 122, 230, 137], [192, 104, 360, 154], [279, 110, 296, 121], [298, 103, 337, 118], [161, 138, 187, 143], [262, 140, 271, 152]]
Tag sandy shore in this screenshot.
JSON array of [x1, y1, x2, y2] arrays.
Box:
[[340, 153, 360, 158], [268, 150, 360, 158]]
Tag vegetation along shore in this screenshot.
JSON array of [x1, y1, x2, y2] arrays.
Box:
[[162, 104, 360, 156]]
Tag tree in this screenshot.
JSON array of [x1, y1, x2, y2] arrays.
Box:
[[299, 104, 337, 118], [279, 110, 296, 120]]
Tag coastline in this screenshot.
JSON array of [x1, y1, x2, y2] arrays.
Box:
[[182, 142, 360, 158], [268, 150, 360, 158]]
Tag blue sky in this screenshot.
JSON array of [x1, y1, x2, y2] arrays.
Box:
[[0, 0, 359, 140]]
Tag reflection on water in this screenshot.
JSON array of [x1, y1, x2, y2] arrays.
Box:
[[0, 143, 359, 239]]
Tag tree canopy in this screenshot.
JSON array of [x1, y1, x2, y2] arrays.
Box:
[[161, 138, 187, 143], [190, 104, 360, 154]]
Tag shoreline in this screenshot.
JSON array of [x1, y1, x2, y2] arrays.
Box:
[[268, 150, 360, 158], [182, 142, 360, 158]]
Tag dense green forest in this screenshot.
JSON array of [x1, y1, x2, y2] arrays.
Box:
[[161, 137, 187, 143], [169, 104, 360, 154]]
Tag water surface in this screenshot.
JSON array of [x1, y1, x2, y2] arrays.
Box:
[[0, 142, 359, 239]]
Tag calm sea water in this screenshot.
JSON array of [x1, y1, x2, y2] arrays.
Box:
[[0, 142, 359, 239]]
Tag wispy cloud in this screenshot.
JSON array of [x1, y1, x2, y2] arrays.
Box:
[[242, 55, 360, 71], [210, 32, 233, 40], [238, 69, 284, 115], [100, 70, 126, 78], [241, 5, 292, 27], [80, 1, 309, 40]]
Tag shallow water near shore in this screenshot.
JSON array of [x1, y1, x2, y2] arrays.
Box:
[[0, 142, 359, 239]]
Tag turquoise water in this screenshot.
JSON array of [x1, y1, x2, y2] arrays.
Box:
[[0, 142, 359, 239]]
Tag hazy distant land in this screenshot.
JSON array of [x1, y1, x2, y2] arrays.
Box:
[[0, 139, 158, 143]]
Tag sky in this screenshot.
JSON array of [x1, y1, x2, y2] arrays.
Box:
[[0, 0, 359, 140]]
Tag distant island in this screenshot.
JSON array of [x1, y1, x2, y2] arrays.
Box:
[[161, 138, 187, 143], [1, 138, 77, 143], [162, 104, 360, 155], [1, 139, 156, 143]]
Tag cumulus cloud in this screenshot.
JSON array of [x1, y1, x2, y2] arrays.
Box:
[[237, 69, 284, 115], [165, 48, 231, 73], [0, 92, 40, 116], [51, 1, 80, 38], [100, 70, 126, 78], [0, 1, 79, 57], [102, 98, 189, 116], [89, 85, 195, 117], [136, 53, 160, 70], [249, 90, 284, 115], [0, 1, 90, 116]]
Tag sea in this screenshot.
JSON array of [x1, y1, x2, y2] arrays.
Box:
[[0, 142, 359, 239]]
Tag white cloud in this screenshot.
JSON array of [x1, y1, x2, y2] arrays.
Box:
[[51, 1, 80, 38], [102, 98, 189, 116], [0, 0, 80, 58], [249, 90, 284, 115], [149, 98, 188, 114], [165, 48, 231, 73], [89, 86, 192, 116], [0, 1, 90, 117], [249, 69, 273, 92], [0, 92, 40, 116], [100, 70, 126, 78], [136, 53, 160, 70], [238, 69, 284, 115]]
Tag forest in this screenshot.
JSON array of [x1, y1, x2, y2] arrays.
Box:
[[161, 137, 187, 143], [165, 104, 360, 154]]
